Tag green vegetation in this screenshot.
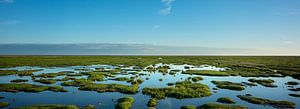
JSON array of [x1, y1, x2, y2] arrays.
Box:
[[198, 103, 247, 109], [289, 87, 300, 91], [11, 104, 79, 109], [286, 81, 299, 85], [181, 105, 196, 109], [0, 70, 40, 76], [1, 56, 300, 79], [248, 78, 277, 87], [217, 97, 235, 104], [142, 81, 211, 99], [87, 73, 105, 81], [0, 102, 9, 108], [211, 81, 245, 91], [113, 77, 130, 81], [147, 98, 158, 107], [288, 94, 300, 97], [237, 95, 295, 108], [241, 82, 257, 86], [34, 79, 57, 84], [0, 83, 67, 93], [62, 78, 139, 94], [10, 79, 28, 83], [115, 97, 135, 109], [83, 105, 96, 109], [34, 72, 67, 78], [191, 76, 203, 82], [183, 70, 231, 76]]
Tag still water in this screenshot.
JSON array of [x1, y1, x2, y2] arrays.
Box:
[[0, 64, 299, 109]]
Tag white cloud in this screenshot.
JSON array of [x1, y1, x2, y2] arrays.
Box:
[[152, 25, 161, 29], [159, 0, 175, 15], [0, 0, 14, 3]]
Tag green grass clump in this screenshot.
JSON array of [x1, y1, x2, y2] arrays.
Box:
[[113, 77, 129, 81], [83, 105, 96, 109], [34, 79, 57, 84], [181, 105, 196, 109], [217, 97, 235, 104], [288, 94, 300, 97], [34, 72, 67, 78], [10, 79, 28, 83], [183, 70, 230, 76], [115, 97, 135, 109], [147, 98, 158, 107], [286, 81, 299, 85], [0, 70, 40, 76], [11, 104, 79, 109], [0, 102, 9, 108], [0, 83, 67, 93], [237, 95, 295, 108], [211, 81, 245, 91], [87, 73, 105, 81], [62, 78, 139, 94], [248, 78, 277, 87], [198, 103, 247, 109], [142, 81, 211, 99], [191, 76, 203, 82]]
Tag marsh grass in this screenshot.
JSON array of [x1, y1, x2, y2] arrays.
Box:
[[183, 70, 230, 76], [211, 81, 245, 91], [115, 97, 135, 109], [248, 79, 277, 87], [11, 104, 79, 109], [198, 103, 247, 109], [142, 81, 211, 99], [237, 95, 295, 108], [0, 83, 67, 93]]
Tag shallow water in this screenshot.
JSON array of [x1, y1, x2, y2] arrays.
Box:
[[0, 64, 299, 109]]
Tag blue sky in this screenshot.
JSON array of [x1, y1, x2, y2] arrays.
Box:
[[0, 0, 300, 54]]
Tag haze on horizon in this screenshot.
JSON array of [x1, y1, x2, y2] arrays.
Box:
[[0, 0, 299, 55]]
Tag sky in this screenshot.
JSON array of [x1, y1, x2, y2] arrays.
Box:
[[0, 0, 300, 55]]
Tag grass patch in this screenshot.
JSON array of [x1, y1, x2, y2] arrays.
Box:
[[34, 79, 57, 84], [142, 81, 211, 99], [211, 81, 245, 91], [0, 83, 67, 93], [147, 98, 158, 107], [288, 94, 300, 97], [62, 78, 139, 94], [217, 97, 235, 104], [0, 70, 41, 76], [11, 104, 79, 109], [190, 76, 203, 82], [198, 103, 247, 109], [248, 78, 277, 87], [0, 102, 9, 108], [113, 77, 130, 81], [286, 81, 299, 85], [115, 97, 135, 109], [237, 95, 295, 108], [34, 72, 67, 78], [183, 70, 230, 76], [10, 79, 28, 83], [181, 105, 196, 109]]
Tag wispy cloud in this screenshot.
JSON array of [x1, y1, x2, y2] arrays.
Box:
[[0, 0, 14, 3], [152, 25, 161, 29], [0, 19, 20, 25], [159, 0, 175, 15]]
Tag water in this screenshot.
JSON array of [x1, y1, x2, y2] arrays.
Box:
[[0, 64, 299, 109]]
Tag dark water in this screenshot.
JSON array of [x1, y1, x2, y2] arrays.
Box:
[[0, 64, 299, 109]]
